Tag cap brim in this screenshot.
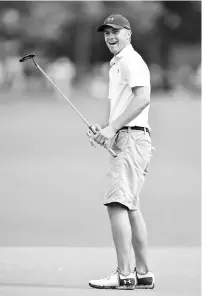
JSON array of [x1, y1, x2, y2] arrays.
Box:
[[97, 24, 123, 32]]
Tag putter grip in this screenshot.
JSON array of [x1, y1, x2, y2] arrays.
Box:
[[89, 126, 117, 158]]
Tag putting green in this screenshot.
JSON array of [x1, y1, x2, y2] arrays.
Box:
[[0, 90, 200, 247], [0, 247, 200, 296]]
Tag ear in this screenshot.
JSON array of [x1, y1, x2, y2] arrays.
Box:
[[127, 30, 132, 40]]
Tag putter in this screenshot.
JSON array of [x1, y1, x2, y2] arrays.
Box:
[[19, 54, 117, 158]]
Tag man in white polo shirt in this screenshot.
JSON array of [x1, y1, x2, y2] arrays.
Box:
[[87, 14, 155, 290]]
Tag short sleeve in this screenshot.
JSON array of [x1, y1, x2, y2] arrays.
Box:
[[124, 56, 150, 89]]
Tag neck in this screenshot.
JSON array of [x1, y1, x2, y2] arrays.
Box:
[[113, 43, 131, 56]]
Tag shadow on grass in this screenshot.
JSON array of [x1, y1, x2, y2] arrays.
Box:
[[0, 282, 90, 290]]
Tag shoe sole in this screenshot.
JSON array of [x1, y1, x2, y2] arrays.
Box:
[[89, 283, 135, 290], [135, 283, 155, 289]]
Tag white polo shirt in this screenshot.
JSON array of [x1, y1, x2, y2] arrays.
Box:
[[108, 44, 151, 129]]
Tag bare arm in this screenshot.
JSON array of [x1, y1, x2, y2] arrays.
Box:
[[92, 86, 150, 146], [111, 86, 150, 132]]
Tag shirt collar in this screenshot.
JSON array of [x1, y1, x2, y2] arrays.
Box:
[[110, 44, 132, 67]]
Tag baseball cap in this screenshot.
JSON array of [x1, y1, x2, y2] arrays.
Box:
[[97, 14, 131, 32]]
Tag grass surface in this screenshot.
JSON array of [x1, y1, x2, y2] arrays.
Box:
[[0, 247, 200, 296], [0, 89, 200, 294], [0, 90, 200, 247]]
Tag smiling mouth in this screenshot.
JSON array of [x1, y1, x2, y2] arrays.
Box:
[[109, 42, 118, 45]]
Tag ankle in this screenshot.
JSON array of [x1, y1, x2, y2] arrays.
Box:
[[136, 269, 149, 275], [136, 266, 149, 275], [118, 268, 132, 277]]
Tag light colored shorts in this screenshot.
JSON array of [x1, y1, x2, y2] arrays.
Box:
[[104, 128, 152, 210]]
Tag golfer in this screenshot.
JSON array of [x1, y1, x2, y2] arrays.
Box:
[[88, 14, 155, 290]]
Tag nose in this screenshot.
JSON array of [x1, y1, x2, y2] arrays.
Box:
[[107, 32, 115, 39]]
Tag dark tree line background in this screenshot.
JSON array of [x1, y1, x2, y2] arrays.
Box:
[[0, 1, 201, 88]]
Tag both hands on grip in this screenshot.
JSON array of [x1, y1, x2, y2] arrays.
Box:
[[87, 124, 117, 158]]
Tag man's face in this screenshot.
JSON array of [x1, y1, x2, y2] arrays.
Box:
[[104, 27, 131, 55]]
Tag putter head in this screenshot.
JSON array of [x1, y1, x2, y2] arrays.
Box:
[[19, 54, 35, 63]]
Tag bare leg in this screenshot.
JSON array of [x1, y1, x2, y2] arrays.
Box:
[[107, 202, 132, 275], [128, 209, 149, 274]]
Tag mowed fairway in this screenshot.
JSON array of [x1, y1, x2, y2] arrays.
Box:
[[0, 247, 200, 296], [0, 89, 200, 295]]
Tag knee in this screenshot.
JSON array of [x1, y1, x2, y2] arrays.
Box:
[[129, 209, 145, 223]]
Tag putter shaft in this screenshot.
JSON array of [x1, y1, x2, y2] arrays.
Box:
[[19, 54, 117, 158]]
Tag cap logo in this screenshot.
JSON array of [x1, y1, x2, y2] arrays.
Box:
[[107, 16, 114, 23]]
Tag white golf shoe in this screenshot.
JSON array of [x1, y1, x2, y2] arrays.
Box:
[[89, 268, 136, 290], [134, 268, 155, 289]]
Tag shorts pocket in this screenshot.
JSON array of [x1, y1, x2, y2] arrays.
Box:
[[111, 131, 129, 153], [136, 138, 152, 162], [132, 134, 152, 173]]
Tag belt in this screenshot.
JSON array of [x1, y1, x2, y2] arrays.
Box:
[[119, 126, 151, 136]]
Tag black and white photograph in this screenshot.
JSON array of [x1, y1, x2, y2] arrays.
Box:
[[0, 1, 201, 295]]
